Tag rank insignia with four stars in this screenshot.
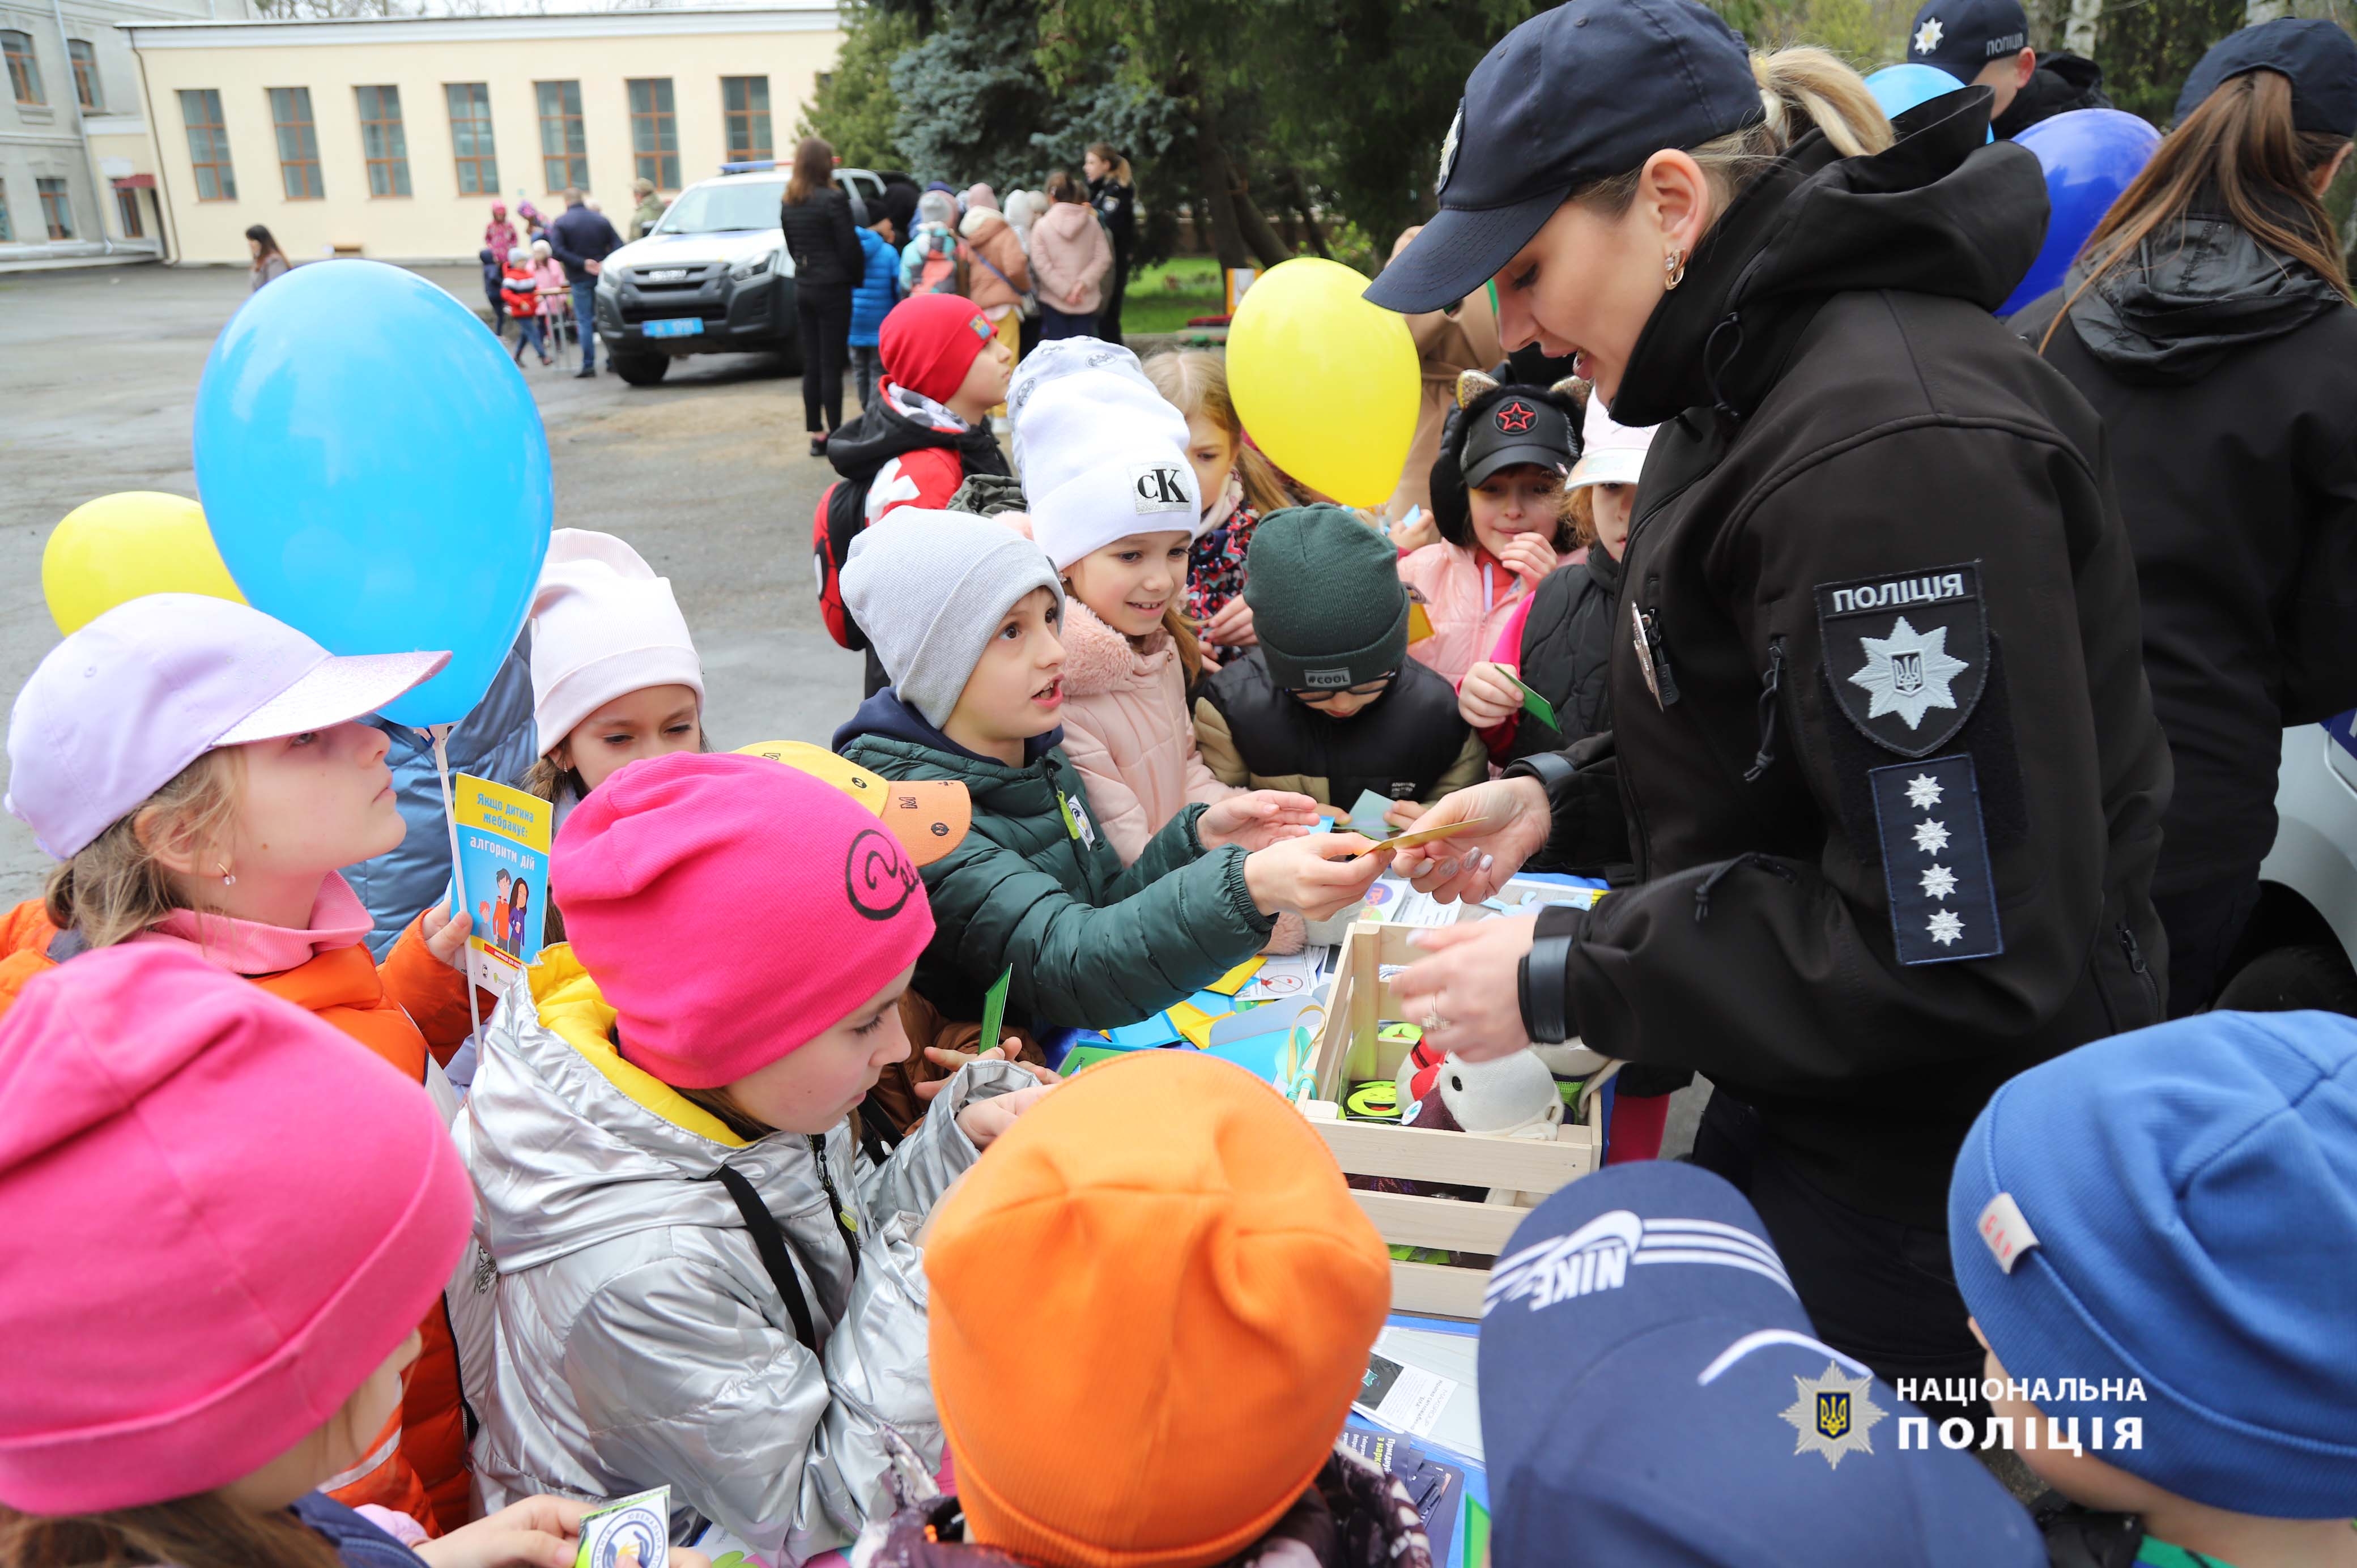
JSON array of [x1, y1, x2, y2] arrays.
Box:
[[1869, 753, 2004, 965], [1815, 563, 1988, 758]]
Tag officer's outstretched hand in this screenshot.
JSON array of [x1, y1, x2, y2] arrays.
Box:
[[1392, 915, 1539, 1064], [1393, 777, 1552, 904]]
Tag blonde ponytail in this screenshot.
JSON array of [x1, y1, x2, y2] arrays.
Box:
[[1575, 46, 1894, 215]]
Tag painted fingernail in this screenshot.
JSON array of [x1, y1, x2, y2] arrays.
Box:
[[1480, 853, 1495, 871]]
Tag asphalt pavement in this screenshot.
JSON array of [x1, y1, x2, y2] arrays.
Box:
[[0, 261, 860, 907]]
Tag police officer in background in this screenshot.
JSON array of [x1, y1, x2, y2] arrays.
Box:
[[1376, 0, 2170, 1403], [1905, 0, 2118, 139]]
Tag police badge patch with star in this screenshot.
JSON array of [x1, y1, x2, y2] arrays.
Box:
[[1815, 563, 1988, 759]]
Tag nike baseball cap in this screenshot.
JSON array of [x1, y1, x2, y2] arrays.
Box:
[[6, 594, 448, 860], [1480, 1162, 2044, 1568], [1364, 0, 1764, 316], [1905, 0, 2030, 86], [735, 740, 971, 867]]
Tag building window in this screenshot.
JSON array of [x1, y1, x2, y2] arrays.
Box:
[[721, 76, 770, 163], [67, 39, 100, 110], [445, 82, 497, 195], [356, 85, 410, 197], [3, 31, 44, 105], [114, 185, 143, 237], [36, 177, 71, 239], [0, 180, 13, 241], [178, 88, 236, 201], [535, 79, 586, 191], [627, 78, 678, 190], [267, 87, 322, 199]]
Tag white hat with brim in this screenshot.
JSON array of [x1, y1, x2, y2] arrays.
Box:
[[5, 594, 448, 860], [1564, 399, 1658, 492]]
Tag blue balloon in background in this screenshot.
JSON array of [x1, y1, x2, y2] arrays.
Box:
[[1999, 108, 2162, 316], [194, 259, 551, 728], [1865, 63, 1992, 140]]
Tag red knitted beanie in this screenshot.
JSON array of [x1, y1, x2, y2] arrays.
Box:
[[880, 293, 998, 404]]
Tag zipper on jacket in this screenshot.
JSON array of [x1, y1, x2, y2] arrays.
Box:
[[809, 1134, 861, 1279], [1692, 853, 1796, 923], [2119, 923, 2161, 1018], [1743, 637, 1786, 783]]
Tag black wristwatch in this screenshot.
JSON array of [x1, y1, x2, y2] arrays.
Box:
[[1517, 903, 1586, 1043]]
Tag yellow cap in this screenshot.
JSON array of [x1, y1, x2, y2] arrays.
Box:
[[734, 741, 971, 867]]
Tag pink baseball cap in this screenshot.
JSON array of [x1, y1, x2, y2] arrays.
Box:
[[0, 943, 474, 1511], [1565, 397, 1659, 492], [4, 593, 448, 859]]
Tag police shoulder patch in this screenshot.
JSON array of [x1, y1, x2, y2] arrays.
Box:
[[1815, 562, 1987, 759], [1869, 753, 2003, 965]]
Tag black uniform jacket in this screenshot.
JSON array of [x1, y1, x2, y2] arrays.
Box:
[[1523, 94, 2172, 1226]]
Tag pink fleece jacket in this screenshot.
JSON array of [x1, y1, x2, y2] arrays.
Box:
[[1399, 538, 1581, 688], [1054, 599, 1239, 867], [1027, 201, 1113, 317]]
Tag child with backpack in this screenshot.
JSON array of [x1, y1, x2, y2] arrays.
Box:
[[0, 594, 476, 1535], [815, 295, 1016, 694], [849, 215, 903, 413], [452, 752, 1044, 1559], [898, 190, 964, 299], [863, 1048, 1416, 1568], [0, 943, 635, 1568], [1402, 372, 1584, 686], [833, 508, 1384, 1030]]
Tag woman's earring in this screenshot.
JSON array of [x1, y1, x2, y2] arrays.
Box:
[[218, 863, 237, 887], [1663, 249, 1687, 291]]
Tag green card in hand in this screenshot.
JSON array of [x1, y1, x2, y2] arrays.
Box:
[[978, 966, 1012, 1059], [1504, 671, 1558, 730]]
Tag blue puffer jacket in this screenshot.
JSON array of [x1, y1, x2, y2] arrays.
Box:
[[347, 634, 539, 957], [850, 225, 901, 349]]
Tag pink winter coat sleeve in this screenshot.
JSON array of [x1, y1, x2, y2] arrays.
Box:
[[1054, 602, 1241, 866]]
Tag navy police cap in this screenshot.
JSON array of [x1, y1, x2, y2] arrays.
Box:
[[1904, 0, 2030, 84], [1365, 0, 1763, 315], [2173, 18, 2357, 135]]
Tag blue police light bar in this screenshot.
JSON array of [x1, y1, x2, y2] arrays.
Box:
[[718, 159, 780, 174]]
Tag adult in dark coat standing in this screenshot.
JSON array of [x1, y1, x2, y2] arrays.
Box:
[[778, 136, 865, 454], [2013, 20, 2357, 1014], [1084, 143, 1137, 343], [1372, 2, 2169, 1404], [548, 188, 623, 377]]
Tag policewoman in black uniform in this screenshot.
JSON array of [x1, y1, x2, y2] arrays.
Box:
[[1377, 0, 2171, 1396]]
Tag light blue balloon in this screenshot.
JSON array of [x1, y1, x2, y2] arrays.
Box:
[[1999, 109, 2162, 316], [1866, 63, 1993, 141], [194, 259, 551, 728]]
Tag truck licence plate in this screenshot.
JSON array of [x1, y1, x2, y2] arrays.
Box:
[[643, 317, 701, 339]]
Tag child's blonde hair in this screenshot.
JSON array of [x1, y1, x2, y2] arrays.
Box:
[[42, 751, 244, 950], [1560, 485, 1597, 549], [1142, 350, 1295, 517]]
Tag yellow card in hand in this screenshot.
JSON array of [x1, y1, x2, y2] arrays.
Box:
[[1349, 816, 1495, 859]]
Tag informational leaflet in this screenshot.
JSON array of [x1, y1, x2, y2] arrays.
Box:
[[451, 774, 554, 994], [573, 1486, 668, 1568]]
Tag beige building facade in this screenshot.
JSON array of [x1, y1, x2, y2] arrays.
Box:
[[124, 3, 841, 265]]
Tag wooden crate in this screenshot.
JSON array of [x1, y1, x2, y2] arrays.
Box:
[[1299, 921, 1605, 1320]]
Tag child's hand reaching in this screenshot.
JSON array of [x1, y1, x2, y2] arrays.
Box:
[[1243, 833, 1389, 919], [1203, 596, 1258, 649], [1382, 798, 1425, 830], [422, 904, 473, 972], [1459, 661, 1526, 729], [1199, 790, 1322, 851], [914, 1041, 1060, 1102], [413, 1496, 710, 1568], [957, 1080, 1056, 1148], [1495, 530, 1559, 589]]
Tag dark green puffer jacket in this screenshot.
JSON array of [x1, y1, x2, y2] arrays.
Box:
[[835, 690, 1274, 1028]]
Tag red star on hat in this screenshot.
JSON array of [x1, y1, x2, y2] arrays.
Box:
[[1495, 400, 1537, 433]]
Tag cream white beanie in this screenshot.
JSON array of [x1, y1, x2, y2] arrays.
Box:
[[529, 529, 704, 756], [1008, 337, 1203, 570]]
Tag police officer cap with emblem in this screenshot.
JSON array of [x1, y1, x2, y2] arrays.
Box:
[[1903, 0, 2040, 125], [1382, 0, 2171, 1406]]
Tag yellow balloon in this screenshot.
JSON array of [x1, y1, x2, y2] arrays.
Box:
[[1225, 258, 1420, 508], [42, 492, 247, 636]]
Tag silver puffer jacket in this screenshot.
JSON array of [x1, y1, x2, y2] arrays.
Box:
[[447, 950, 1027, 1562]]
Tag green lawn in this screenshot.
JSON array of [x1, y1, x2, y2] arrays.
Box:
[[1117, 257, 1228, 335]]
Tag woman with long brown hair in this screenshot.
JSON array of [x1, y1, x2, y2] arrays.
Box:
[[777, 135, 864, 455], [2014, 20, 2357, 1017]]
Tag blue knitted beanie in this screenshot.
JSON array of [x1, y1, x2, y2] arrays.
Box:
[[1948, 1010, 2357, 1518]]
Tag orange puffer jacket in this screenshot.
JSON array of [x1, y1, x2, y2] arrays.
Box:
[[0, 898, 478, 1535]]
